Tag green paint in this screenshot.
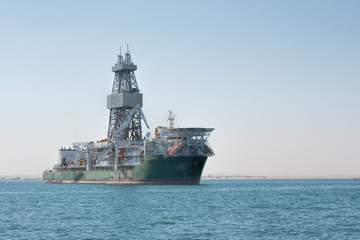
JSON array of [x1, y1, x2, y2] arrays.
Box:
[[43, 155, 207, 184]]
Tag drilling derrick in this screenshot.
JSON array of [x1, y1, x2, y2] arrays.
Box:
[[107, 48, 144, 141]]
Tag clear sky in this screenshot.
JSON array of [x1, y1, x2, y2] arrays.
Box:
[[0, 0, 359, 177]]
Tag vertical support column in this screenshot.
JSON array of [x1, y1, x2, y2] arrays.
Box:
[[86, 143, 92, 171], [119, 147, 124, 165], [187, 137, 190, 155], [115, 141, 119, 170], [201, 135, 204, 153]]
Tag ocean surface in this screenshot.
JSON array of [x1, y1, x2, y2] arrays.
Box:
[[0, 179, 359, 240]]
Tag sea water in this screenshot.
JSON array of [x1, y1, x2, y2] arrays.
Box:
[[0, 179, 359, 239]]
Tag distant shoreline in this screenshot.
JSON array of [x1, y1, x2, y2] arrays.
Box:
[[203, 174, 359, 180], [0, 176, 42, 181], [202, 176, 358, 180], [0, 175, 358, 181]]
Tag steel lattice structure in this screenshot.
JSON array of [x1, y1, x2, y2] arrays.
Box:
[[107, 48, 144, 141], [166, 128, 215, 157]]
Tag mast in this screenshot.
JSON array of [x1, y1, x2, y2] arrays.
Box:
[[167, 110, 175, 128], [107, 47, 144, 141]]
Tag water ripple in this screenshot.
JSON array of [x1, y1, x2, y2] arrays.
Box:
[[0, 179, 359, 239]]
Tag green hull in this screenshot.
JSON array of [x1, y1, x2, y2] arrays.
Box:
[[43, 155, 207, 184]]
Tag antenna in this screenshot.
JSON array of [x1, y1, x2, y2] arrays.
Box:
[[117, 46, 123, 65], [167, 110, 175, 128]]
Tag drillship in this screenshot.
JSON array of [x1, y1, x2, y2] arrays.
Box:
[[43, 48, 214, 184]]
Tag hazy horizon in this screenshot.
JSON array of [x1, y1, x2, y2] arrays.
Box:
[[0, 0, 359, 177]]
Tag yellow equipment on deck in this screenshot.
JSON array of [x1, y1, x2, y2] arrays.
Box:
[[155, 126, 170, 139]]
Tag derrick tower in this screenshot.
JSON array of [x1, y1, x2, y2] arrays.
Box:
[[107, 47, 144, 141]]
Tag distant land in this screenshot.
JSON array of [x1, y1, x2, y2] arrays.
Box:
[[203, 174, 359, 180], [0, 175, 42, 181], [0, 174, 358, 181]]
